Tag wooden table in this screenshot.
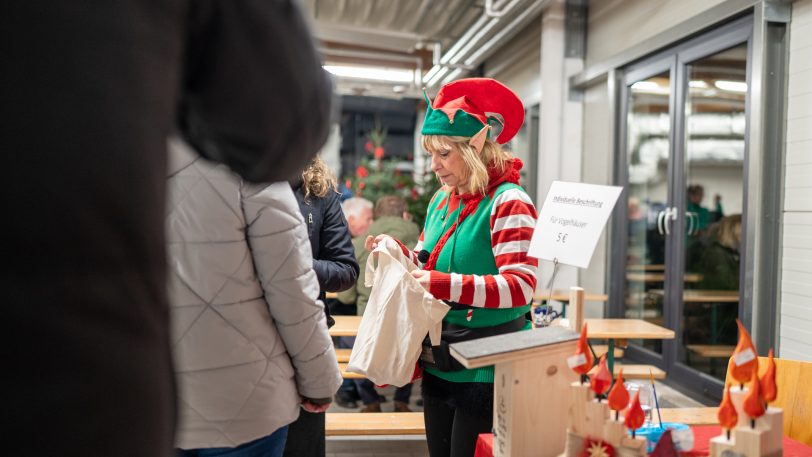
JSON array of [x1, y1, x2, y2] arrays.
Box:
[[626, 272, 703, 283], [533, 290, 609, 303], [627, 264, 666, 272], [648, 289, 739, 345], [330, 315, 362, 337], [582, 318, 675, 374]]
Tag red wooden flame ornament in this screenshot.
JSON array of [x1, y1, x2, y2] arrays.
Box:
[[572, 323, 594, 376], [729, 319, 759, 385], [608, 369, 630, 412], [717, 385, 738, 431], [591, 354, 613, 396], [743, 369, 765, 420], [624, 391, 646, 431], [760, 348, 777, 404]]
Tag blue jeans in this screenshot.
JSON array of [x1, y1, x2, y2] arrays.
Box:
[[177, 426, 288, 457]]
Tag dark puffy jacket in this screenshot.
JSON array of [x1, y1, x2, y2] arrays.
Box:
[[2, 2, 332, 456], [292, 184, 360, 313]]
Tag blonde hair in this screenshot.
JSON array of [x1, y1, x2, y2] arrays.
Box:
[[421, 135, 512, 195], [301, 156, 338, 199], [712, 214, 742, 251]]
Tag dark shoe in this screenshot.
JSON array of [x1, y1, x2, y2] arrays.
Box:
[[360, 402, 382, 413], [394, 401, 412, 413], [334, 394, 357, 409]]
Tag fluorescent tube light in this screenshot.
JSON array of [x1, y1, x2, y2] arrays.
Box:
[[323, 65, 415, 83]]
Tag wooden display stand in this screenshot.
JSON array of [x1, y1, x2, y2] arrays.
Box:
[[710, 386, 783, 457], [450, 325, 580, 457]]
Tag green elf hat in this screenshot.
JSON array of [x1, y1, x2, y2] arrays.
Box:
[[422, 77, 524, 150]]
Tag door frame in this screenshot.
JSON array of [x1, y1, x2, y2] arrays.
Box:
[[610, 15, 755, 399]]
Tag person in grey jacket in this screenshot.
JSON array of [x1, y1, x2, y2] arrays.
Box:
[[3, 1, 332, 456], [167, 138, 342, 456]]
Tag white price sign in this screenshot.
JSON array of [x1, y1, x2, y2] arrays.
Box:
[[528, 181, 623, 269]]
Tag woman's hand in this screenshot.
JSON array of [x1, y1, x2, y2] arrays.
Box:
[[364, 234, 390, 252], [410, 269, 431, 291], [301, 398, 331, 413]]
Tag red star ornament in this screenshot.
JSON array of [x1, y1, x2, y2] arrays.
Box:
[[579, 438, 615, 457]]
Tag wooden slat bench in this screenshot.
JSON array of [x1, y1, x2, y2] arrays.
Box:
[[591, 344, 625, 359], [326, 412, 425, 436], [338, 363, 364, 379], [335, 348, 352, 363], [685, 344, 735, 358], [589, 363, 666, 380]]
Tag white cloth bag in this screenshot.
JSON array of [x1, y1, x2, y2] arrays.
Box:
[[346, 237, 450, 387]]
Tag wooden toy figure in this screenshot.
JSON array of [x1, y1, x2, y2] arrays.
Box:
[[590, 355, 612, 401]]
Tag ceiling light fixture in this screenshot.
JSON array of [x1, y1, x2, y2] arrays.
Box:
[[323, 65, 415, 83], [689, 80, 708, 88], [714, 80, 748, 93]]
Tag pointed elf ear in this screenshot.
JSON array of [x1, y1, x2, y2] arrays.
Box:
[[469, 125, 490, 152]]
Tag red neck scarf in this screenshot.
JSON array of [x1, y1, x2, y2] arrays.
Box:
[[424, 158, 524, 271]]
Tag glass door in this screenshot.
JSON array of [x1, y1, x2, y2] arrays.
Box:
[[622, 64, 675, 357], [675, 43, 748, 384], [614, 17, 752, 399]]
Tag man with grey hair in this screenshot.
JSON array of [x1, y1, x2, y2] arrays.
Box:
[[341, 197, 374, 238]]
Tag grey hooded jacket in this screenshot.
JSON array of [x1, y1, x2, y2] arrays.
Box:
[[167, 139, 341, 449]]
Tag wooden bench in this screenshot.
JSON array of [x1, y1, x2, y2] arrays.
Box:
[[589, 363, 666, 380], [685, 344, 735, 358], [335, 348, 352, 363], [591, 344, 624, 359], [326, 412, 425, 436], [338, 362, 364, 379]]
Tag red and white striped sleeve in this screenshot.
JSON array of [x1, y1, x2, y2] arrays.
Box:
[[428, 188, 538, 308], [391, 231, 424, 266]]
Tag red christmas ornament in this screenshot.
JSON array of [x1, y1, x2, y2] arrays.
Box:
[[590, 354, 612, 397], [624, 391, 645, 432], [570, 323, 593, 377], [718, 385, 738, 432], [760, 348, 777, 404], [374, 146, 385, 159], [729, 319, 759, 385], [607, 369, 630, 413], [743, 369, 765, 422]]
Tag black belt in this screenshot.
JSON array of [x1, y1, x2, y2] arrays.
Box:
[[419, 315, 527, 372]]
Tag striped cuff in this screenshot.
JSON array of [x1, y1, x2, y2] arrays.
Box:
[[428, 270, 451, 300]]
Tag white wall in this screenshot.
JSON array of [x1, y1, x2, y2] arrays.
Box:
[[779, 0, 812, 362], [587, 0, 728, 65]]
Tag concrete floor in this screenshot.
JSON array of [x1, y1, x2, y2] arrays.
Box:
[[326, 378, 704, 456]]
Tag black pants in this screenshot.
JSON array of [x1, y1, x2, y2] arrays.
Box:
[[282, 409, 324, 457], [422, 372, 494, 457]]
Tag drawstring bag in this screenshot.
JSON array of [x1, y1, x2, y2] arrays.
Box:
[[346, 237, 450, 387]]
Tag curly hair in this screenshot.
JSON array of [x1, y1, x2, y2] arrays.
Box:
[[421, 135, 512, 195], [301, 156, 338, 200]]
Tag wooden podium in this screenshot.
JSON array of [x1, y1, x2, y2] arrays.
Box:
[[450, 325, 579, 457]]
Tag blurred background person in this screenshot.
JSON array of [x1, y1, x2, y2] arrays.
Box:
[[330, 196, 375, 409], [287, 157, 359, 457], [689, 214, 742, 291], [337, 195, 420, 413], [2, 1, 332, 455], [167, 139, 341, 457], [342, 197, 375, 240]]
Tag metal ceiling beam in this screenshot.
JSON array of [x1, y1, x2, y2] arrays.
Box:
[[313, 22, 421, 53]]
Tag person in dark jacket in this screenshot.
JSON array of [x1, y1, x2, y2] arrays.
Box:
[[286, 156, 359, 457], [2, 2, 332, 456]]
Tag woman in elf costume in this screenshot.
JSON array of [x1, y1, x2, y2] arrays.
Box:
[[366, 78, 538, 456]]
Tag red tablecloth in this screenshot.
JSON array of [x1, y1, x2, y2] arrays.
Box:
[[475, 426, 812, 457]]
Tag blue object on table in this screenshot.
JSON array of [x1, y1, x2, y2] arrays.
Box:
[[634, 422, 691, 453]]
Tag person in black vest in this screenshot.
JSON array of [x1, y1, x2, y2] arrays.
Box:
[[287, 156, 359, 457], [2, 1, 332, 456]]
